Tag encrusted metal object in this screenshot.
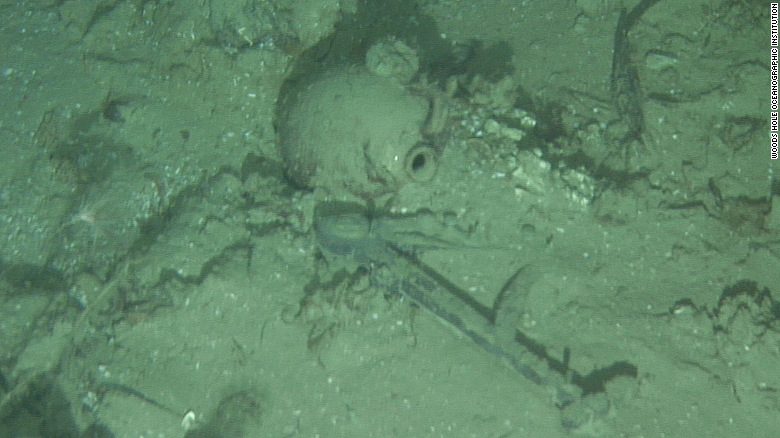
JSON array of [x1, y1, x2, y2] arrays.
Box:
[[276, 65, 441, 202]]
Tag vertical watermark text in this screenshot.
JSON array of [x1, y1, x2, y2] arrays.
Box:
[[771, 3, 779, 159]]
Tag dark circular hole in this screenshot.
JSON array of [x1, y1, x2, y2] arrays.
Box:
[[410, 153, 426, 172], [404, 146, 437, 182]]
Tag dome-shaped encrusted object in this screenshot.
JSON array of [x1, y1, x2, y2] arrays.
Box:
[[275, 67, 438, 200]]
